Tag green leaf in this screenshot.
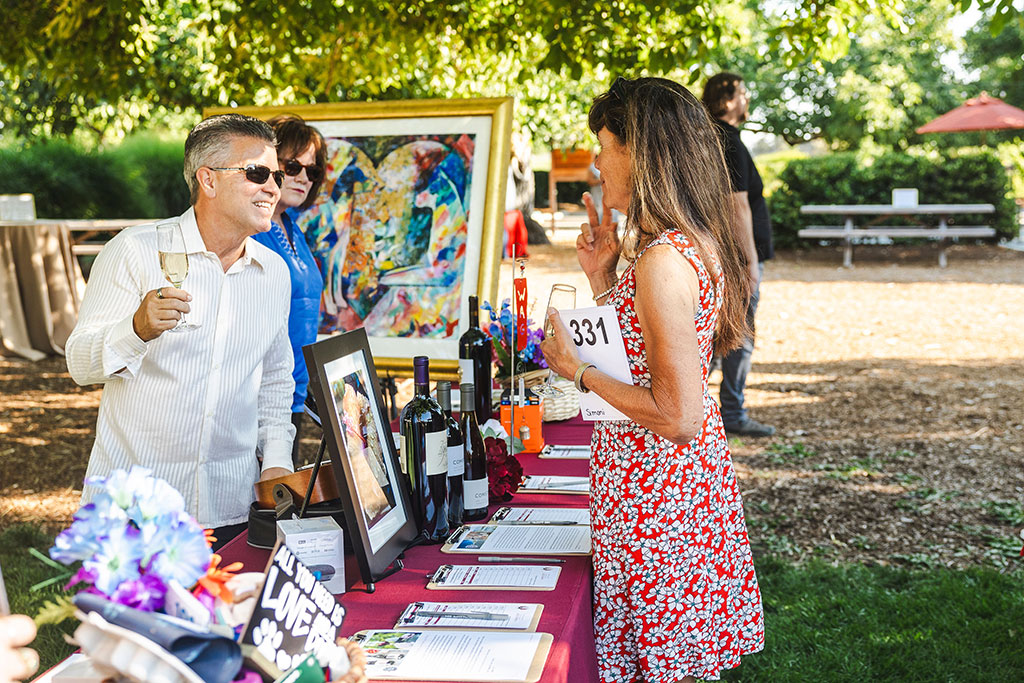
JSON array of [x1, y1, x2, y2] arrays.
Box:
[[34, 596, 77, 627]]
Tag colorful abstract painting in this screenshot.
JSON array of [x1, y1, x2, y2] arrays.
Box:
[[292, 134, 475, 341]]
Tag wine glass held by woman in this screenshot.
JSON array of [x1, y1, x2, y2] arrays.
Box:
[[539, 77, 762, 683], [250, 115, 327, 467]]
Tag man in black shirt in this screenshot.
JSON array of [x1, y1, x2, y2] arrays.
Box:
[[702, 73, 775, 437]]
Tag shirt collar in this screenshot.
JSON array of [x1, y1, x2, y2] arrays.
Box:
[[180, 206, 269, 270], [714, 117, 740, 134], [178, 207, 207, 254]]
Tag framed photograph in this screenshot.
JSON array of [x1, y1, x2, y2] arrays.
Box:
[[206, 98, 513, 377], [303, 329, 419, 587]]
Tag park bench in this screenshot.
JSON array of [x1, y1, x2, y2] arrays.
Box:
[[799, 203, 996, 267]]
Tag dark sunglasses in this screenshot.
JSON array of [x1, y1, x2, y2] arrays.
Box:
[[281, 158, 323, 183], [610, 76, 631, 100], [208, 164, 285, 187]]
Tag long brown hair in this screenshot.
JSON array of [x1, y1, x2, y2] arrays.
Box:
[[588, 76, 751, 354]]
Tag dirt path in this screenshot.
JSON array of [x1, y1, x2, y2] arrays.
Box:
[[3, 239, 1022, 568]]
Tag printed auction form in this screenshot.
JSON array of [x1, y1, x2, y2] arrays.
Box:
[[427, 564, 562, 591], [355, 629, 551, 682], [442, 524, 591, 556]]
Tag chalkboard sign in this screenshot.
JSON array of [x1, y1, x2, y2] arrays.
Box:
[[241, 542, 347, 678]]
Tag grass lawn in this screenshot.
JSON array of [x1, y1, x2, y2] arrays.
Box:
[[723, 556, 1024, 682], [2, 525, 78, 673], [3, 524, 1022, 679]]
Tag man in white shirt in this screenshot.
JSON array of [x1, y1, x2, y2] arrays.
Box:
[[67, 114, 296, 546]]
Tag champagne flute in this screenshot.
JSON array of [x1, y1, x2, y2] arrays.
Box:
[[532, 284, 576, 398], [156, 220, 196, 331]]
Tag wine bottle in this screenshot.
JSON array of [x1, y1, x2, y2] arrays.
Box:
[[436, 380, 464, 528], [460, 382, 490, 521], [459, 295, 493, 423], [400, 356, 450, 543]]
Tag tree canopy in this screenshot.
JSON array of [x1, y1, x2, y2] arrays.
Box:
[[0, 0, 1020, 147]]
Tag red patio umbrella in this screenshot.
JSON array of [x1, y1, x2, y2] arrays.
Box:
[[916, 92, 1024, 136]]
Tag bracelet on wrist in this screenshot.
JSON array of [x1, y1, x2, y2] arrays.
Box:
[[574, 362, 595, 393], [592, 279, 618, 302]]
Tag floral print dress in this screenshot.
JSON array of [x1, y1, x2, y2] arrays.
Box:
[[591, 230, 764, 682]]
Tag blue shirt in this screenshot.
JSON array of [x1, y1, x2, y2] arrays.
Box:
[[252, 212, 324, 412]]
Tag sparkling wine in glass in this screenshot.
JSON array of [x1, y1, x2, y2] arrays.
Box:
[[156, 220, 197, 330], [532, 284, 576, 398]]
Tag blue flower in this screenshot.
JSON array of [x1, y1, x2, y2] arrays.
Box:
[[50, 493, 128, 564], [81, 524, 145, 595], [145, 512, 212, 589]]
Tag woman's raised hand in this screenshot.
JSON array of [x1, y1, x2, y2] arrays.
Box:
[[576, 192, 620, 285]]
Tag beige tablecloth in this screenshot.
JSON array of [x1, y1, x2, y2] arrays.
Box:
[[0, 223, 84, 360]]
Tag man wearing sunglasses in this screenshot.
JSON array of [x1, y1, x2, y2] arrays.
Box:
[[66, 113, 296, 549]]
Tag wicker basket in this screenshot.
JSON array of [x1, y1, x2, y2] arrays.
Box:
[[541, 377, 580, 422], [330, 638, 369, 683], [497, 368, 550, 391]]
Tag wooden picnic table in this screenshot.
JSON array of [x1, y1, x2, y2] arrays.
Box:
[[799, 203, 996, 267]]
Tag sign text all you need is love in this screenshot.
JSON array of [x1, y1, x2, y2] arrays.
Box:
[[241, 542, 347, 677]]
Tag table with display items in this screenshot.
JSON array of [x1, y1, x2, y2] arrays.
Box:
[[219, 415, 597, 683]]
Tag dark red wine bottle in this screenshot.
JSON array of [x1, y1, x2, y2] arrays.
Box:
[[400, 356, 449, 543], [459, 295, 493, 423], [460, 382, 489, 521], [436, 380, 464, 528]]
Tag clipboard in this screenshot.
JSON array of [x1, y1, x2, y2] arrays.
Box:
[[394, 602, 544, 632], [426, 564, 561, 592], [351, 629, 553, 683], [488, 506, 589, 526], [537, 444, 591, 459], [440, 525, 591, 556], [516, 475, 589, 495]]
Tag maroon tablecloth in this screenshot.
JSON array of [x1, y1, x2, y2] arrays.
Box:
[[220, 416, 596, 683]]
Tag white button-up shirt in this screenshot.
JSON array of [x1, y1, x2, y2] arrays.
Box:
[[67, 208, 295, 527]]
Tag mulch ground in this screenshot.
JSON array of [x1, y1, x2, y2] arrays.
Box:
[[2, 241, 1022, 570]]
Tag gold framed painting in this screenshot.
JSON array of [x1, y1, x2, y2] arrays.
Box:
[[205, 98, 513, 378]]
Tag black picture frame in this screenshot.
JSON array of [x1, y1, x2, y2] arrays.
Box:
[[303, 329, 418, 589]]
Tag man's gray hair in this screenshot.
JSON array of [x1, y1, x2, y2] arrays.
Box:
[[183, 114, 277, 204]]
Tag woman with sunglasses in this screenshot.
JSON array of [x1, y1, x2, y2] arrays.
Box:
[[252, 114, 327, 465], [540, 77, 764, 682]]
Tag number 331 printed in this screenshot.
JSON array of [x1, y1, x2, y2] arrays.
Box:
[[569, 317, 609, 346]]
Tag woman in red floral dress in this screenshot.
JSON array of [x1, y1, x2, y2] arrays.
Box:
[[540, 77, 765, 682]]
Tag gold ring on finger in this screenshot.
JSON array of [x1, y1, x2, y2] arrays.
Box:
[[156, 288, 164, 299]]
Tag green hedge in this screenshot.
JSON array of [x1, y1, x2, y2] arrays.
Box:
[[768, 150, 1018, 249], [0, 136, 189, 218]]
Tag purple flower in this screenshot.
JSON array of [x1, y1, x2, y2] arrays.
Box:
[[109, 573, 167, 612]]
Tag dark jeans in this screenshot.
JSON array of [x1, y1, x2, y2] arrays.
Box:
[[720, 262, 763, 425]]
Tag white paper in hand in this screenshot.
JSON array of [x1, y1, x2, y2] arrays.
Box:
[[559, 306, 632, 421]]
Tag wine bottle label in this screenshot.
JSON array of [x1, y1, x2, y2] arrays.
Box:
[[425, 430, 447, 477], [459, 358, 474, 386], [399, 434, 407, 475], [463, 477, 489, 509], [448, 445, 464, 478]]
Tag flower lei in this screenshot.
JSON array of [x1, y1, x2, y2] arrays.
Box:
[[47, 467, 221, 613]]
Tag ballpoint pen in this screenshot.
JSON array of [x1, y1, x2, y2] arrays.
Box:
[[478, 557, 565, 564], [406, 610, 510, 621], [498, 520, 585, 526]]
